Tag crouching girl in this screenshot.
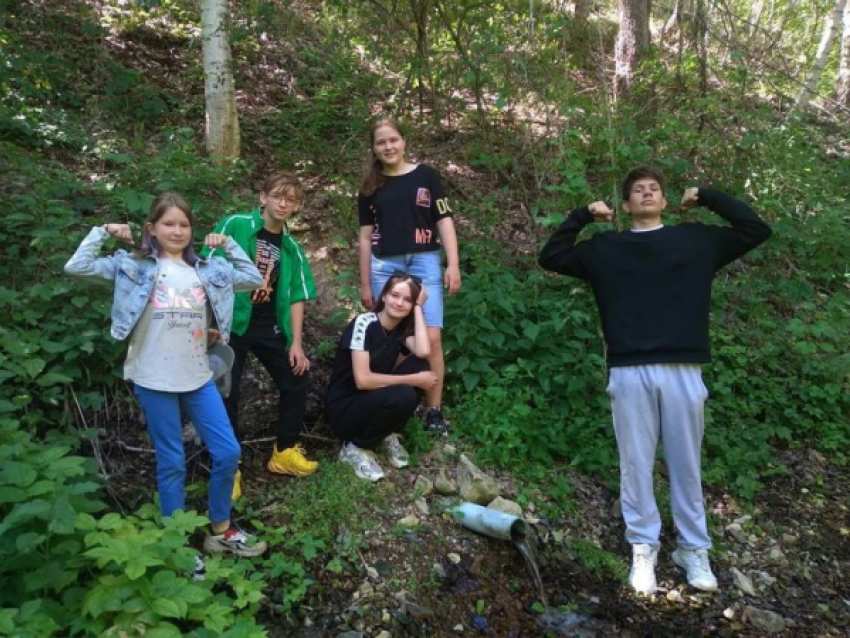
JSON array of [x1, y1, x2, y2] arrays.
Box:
[[326, 272, 437, 481], [64, 192, 267, 557]]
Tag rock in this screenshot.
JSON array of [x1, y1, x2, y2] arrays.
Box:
[[398, 514, 419, 528], [471, 615, 489, 633], [366, 566, 380, 581], [414, 475, 434, 497], [723, 608, 735, 620], [448, 552, 462, 565], [733, 515, 752, 525], [381, 610, 391, 623], [414, 498, 430, 516], [457, 455, 500, 504], [743, 607, 786, 634], [781, 533, 799, 544], [375, 632, 391, 638], [730, 568, 756, 596], [432, 562, 446, 578], [767, 546, 786, 564], [757, 571, 777, 587], [435, 470, 459, 495], [453, 624, 464, 633], [487, 496, 522, 517], [304, 617, 314, 627], [725, 523, 748, 544], [336, 633, 365, 638], [359, 581, 374, 597], [442, 443, 458, 458]]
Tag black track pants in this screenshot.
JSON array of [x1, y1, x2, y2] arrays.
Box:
[[226, 317, 308, 450], [326, 356, 429, 449]]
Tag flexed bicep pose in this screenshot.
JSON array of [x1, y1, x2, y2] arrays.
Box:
[[540, 167, 771, 595], [326, 273, 436, 482], [64, 192, 267, 560], [357, 118, 460, 434]]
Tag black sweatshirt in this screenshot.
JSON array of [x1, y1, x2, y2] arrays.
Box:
[[538, 187, 772, 367]]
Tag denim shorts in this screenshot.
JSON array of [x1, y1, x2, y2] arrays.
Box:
[[371, 251, 443, 328]]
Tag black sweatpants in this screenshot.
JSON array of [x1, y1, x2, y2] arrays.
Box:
[[326, 356, 429, 449], [226, 316, 308, 450]]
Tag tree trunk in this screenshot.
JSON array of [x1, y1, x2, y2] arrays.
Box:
[[574, 0, 591, 21], [201, 0, 240, 159], [614, 0, 651, 99], [793, 0, 847, 111], [837, 0, 850, 104]]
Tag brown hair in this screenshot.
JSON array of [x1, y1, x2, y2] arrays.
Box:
[[621, 166, 667, 201], [359, 118, 405, 197], [133, 191, 199, 265], [262, 171, 303, 201], [372, 272, 422, 339]]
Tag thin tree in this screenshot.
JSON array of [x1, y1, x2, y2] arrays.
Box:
[[793, 0, 847, 111], [201, 0, 240, 159], [837, 0, 850, 104], [614, 0, 651, 99]]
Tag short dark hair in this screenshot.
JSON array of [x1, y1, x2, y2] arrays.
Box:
[[621, 166, 666, 201]]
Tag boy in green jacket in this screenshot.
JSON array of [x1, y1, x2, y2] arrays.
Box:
[[206, 172, 319, 495]]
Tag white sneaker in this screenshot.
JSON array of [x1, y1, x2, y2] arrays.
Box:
[[382, 433, 410, 468], [672, 547, 719, 591], [629, 544, 658, 594], [339, 443, 385, 482]]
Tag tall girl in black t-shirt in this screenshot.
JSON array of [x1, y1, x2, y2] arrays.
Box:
[[326, 273, 437, 482], [357, 118, 461, 433]]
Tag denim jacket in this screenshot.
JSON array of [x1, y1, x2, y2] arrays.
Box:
[[64, 226, 263, 342]]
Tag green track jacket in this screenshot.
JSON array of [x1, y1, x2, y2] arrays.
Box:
[[203, 209, 316, 344]]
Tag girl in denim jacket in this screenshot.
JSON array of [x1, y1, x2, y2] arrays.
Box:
[[65, 192, 267, 558]]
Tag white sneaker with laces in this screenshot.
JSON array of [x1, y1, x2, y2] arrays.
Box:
[[672, 547, 719, 591], [339, 442, 385, 482], [629, 543, 658, 594], [382, 433, 410, 468]]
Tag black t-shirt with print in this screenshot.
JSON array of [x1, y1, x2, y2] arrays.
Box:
[[326, 312, 406, 399], [358, 164, 452, 256], [250, 228, 282, 324]]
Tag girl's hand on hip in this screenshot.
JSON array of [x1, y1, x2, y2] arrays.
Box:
[[204, 234, 229, 249], [103, 223, 135, 245], [444, 265, 462, 295]]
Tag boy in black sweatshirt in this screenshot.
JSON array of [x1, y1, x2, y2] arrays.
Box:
[[539, 166, 771, 595]]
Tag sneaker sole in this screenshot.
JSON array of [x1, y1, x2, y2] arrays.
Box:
[[203, 537, 268, 558]]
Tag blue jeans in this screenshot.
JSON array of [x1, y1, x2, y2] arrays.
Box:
[[134, 380, 240, 525], [371, 251, 443, 328]]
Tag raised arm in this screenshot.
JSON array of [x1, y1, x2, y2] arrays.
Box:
[[203, 234, 263, 291], [404, 286, 431, 358], [538, 202, 610, 280], [681, 187, 772, 269], [64, 224, 134, 285]]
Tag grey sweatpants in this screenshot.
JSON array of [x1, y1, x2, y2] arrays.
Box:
[[608, 364, 711, 550]]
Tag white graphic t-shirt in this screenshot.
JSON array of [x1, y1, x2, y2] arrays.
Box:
[[124, 259, 212, 392]]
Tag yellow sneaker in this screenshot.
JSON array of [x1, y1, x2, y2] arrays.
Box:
[[267, 444, 319, 477], [231, 469, 243, 502]]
